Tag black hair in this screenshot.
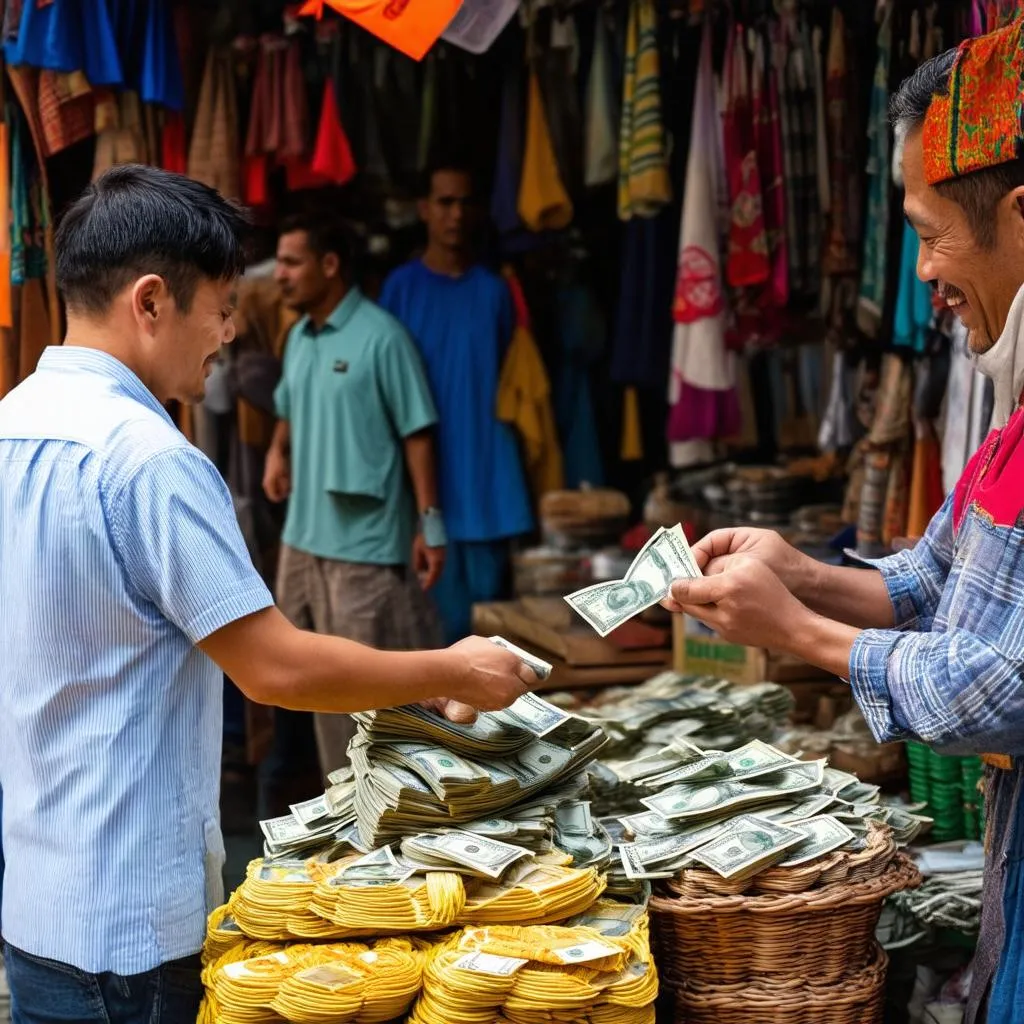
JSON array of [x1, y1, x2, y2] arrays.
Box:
[[278, 213, 353, 273], [418, 162, 474, 199], [55, 164, 248, 315], [890, 46, 1024, 249]]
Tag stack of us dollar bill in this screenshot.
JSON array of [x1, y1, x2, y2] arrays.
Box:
[[601, 738, 932, 888], [564, 524, 700, 636]]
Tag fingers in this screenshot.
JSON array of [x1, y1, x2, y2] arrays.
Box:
[[691, 529, 741, 568], [670, 575, 727, 606], [441, 699, 478, 724], [516, 662, 539, 689]]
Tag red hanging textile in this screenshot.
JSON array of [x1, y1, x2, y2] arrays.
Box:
[[722, 24, 770, 289], [310, 78, 356, 185], [161, 110, 187, 173]]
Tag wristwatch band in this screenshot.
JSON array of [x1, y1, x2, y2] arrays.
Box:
[[420, 507, 447, 548]]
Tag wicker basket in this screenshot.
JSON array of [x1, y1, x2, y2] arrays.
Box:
[[669, 821, 898, 898], [668, 942, 889, 1024], [650, 853, 919, 988]]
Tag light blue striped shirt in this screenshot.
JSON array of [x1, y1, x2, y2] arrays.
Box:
[[0, 347, 273, 974]]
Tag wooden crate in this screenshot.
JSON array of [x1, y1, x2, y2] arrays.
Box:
[[672, 616, 823, 684]]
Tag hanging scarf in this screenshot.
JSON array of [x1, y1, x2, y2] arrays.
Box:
[[822, 8, 857, 276], [667, 19, 739, 449], [617, 0, 672, 220], [751, 27, 787, 309], [974, 280, 1024, 430], [722, 24, 769, 288], [856, 2, 893, 339]]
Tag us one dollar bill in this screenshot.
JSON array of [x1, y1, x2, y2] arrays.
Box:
[[689, 814, 805, 879], [777, 815, 856, 867], [488, 636, 553, 681], [564, 524, 700, 636]]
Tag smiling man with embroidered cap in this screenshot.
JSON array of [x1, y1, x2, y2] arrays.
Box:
[[663, 17, 1024, 1023]]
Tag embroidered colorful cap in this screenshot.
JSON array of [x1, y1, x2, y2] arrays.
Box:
[[923, 14, 1024, 185]]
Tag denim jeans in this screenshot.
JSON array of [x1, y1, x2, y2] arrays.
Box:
[[4, 944, 203, 1024]]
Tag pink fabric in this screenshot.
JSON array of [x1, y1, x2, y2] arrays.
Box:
[[667, 375, 742, 442]]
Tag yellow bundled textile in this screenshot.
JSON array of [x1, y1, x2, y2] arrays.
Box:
[[205, 937, 428, 1024], [203, 904, 250, 965], [407, 906, 657, 1024], [228, 850, 607, 940], [228, 859, 336, 940]]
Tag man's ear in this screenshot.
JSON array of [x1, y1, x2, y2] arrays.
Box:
[[131, 275, 168, 333]]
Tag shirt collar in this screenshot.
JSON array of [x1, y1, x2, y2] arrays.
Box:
[[298, 287, 363, 338], [37, 346, 175, 426]]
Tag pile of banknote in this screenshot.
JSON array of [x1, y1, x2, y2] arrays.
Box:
[[348, 690, 608, 850], [599, 740, 932, 890], [564, 524, 700, 636]]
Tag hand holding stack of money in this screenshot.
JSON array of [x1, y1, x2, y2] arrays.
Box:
[[564, 524, 700, 636]]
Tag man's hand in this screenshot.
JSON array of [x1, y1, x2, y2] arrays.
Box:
[[446, 635, 536, 712], [413, 534, 446, 590], [421, 697, 479, 724], [263, 447, 291, 503], [668, 556, 813, 651], [695, 528, 814, 592]]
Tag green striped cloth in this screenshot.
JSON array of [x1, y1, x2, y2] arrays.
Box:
[[617, 0, 673, 219]]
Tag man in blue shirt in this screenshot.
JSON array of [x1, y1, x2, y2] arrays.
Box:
[[264, 215, 445, 773], [0, 165, 536, 1024], [380, 166, 533, 645]]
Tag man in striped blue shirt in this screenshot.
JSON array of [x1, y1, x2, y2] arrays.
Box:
[[0, 165, 535, 1024]]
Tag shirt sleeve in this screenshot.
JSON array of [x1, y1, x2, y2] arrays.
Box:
[[109, 447, 274, 644], [865, 491, 955, 632], [377, 326, 438, 438]]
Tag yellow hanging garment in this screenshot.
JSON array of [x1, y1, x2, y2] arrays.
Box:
[[497, 268, 565, 496], [518, 69, 573, 232], [620, 388, 644, 461]]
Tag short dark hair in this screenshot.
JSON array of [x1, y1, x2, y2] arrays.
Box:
[[278, 214, 353, 272], [56, 165, 248, 315], [890, 47, 1024, 249], [419, 162, 473, 199]]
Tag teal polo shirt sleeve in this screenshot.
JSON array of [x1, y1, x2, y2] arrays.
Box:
[[375, 326, 438, 438]]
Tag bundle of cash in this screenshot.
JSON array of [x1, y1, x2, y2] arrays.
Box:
[[599, 737, 931, 886], [350, 692, 607, 848], [564, 524, 700, 636]]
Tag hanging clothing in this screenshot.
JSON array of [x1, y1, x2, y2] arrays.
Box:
[[942, 320, 983, 494], [668, 20, 738, 449], [161, 111, 187, 174], [140, 0, 184, 111], [751, 27, 788, 310], [584, 10, 618, 188], [491, 57, 525, 237], [553, 283, 605, 490], [5, 0, 122, 89], [309, 79, 357, 186], [907, 426, 944, 539], [617, 0, 672, 220], [187, 49, 240, 200], [496, 269, 564, 498], [518, 67, 573, 232], [92, 92, 150, 180], [822, 8, 858, 277], [539, 15, 582, 204], [722, 24, 769, 288], [37, 71, 94, 158], [856, 3, 893, 338], [892, 222, 933, 354], [778, 13, 821, 301]]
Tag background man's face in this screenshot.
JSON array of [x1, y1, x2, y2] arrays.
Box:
[[421, 170, 472, 250], [275, 231, 330, 313]]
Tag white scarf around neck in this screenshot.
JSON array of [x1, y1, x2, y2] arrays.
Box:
[[973, 280, 1024, 429]]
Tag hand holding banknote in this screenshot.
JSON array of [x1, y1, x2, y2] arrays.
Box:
[[668, 556, 814, 651]]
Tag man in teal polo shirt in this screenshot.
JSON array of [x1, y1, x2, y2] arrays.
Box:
[[264, 215, 445, 773]]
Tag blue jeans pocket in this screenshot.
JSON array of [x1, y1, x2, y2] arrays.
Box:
[[4, 944, 106, 1023]]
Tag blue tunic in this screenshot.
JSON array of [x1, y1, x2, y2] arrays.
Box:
[[379, 260, 533, 544]]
